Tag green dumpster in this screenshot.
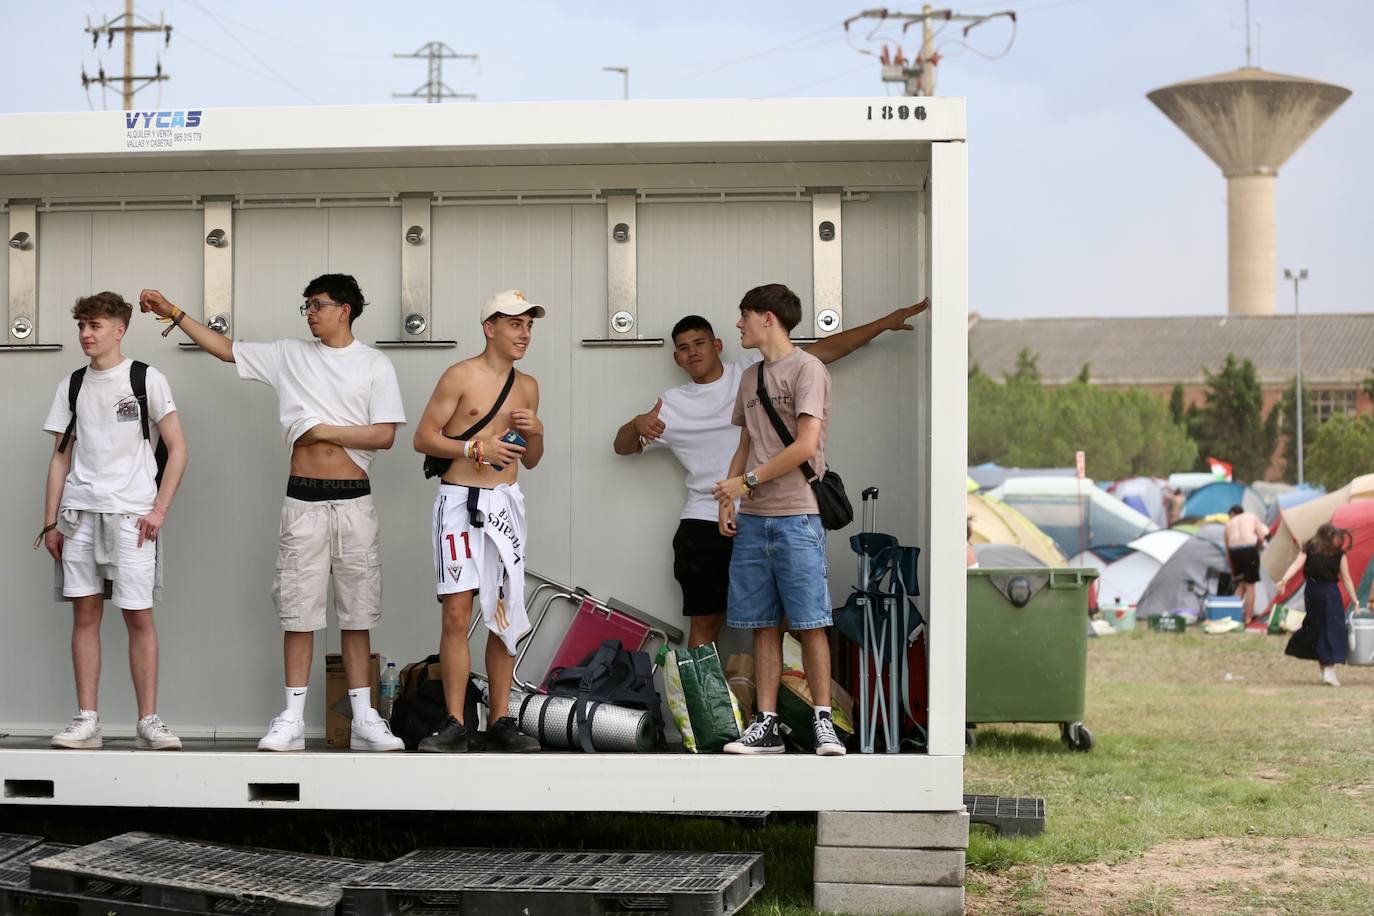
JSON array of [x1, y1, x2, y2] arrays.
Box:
[[966, 567, 1098, 751]]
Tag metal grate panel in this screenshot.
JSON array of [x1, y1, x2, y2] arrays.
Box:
[[29, 832, 379, 913], [965, 794, 1046, 837], [344, 848, 764, 916]]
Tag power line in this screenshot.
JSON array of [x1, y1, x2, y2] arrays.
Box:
[[844, 5, 1017, 95], [394, 42, 478, 103], [186, 0, 320, 103], [82, 0, 171, 109]]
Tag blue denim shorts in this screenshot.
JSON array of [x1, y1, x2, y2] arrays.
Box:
[[726, 513, 833, 630]]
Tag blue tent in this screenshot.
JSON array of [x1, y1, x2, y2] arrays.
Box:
[[1181, 481, 1265, 520]]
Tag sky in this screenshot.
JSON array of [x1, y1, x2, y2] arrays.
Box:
[[2, 0, 1370, 319]]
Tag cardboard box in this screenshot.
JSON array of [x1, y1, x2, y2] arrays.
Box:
[[325, 652, 381, 748]]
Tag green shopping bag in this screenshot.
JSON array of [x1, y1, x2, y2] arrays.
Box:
[[657, 643, 745, 753]]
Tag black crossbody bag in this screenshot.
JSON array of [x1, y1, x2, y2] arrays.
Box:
[[422, 368, 516, 479], [754, 364, 854, 530]]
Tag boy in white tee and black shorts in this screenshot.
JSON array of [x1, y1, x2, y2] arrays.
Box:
[[139, 276, 407, 752], [613, 303, 929, 648], [40, 292, 189, 751]]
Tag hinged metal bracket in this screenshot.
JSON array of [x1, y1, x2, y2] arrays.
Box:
[[6, 202, 52, 349], [812, 190, 843, 337], [377, 194, 455, 348], [202, 197, 234, 338]]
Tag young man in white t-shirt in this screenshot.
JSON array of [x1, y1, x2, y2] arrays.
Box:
[[139, 276, 407, 752], [612, 300, 928, 648], [39, 292, 189, 751]]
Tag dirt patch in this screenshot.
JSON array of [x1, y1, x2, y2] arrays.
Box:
[[968, 836, 1374, 915]]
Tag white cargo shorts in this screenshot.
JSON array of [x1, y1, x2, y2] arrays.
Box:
[[274, 494, 382, 632]]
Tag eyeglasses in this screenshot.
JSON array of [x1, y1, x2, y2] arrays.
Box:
[[300, 300, 342, 315]]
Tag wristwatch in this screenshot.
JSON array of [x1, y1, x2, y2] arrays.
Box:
[[743, 471, 760, 491]]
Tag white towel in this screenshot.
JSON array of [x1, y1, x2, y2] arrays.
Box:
[[472, 484, 532, 655]]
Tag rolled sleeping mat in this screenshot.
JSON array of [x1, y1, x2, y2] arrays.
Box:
[[509, 690, 657, 752]]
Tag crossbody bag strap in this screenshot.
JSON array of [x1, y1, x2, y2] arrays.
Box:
[[456, 368, 517, 441], [755, 364, 820, 484]]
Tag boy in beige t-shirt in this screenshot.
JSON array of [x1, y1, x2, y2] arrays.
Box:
[[711, 283, 845, 757]]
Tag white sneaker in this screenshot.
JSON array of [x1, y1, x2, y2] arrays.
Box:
[[135, 714, 183, 751], [51, 713, 102, 749], [1321, 666, 1341, 688], [351, 711, 405, 752], [257, 714, 305, 752]]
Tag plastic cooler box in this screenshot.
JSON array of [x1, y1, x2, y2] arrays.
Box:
[[1204, 596, 1245, 622], [1349, 615, 1374, 667]]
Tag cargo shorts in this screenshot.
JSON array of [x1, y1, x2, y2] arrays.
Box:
[[274, 494, 382, 632]]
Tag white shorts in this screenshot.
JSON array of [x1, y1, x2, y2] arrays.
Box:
[[62, 512, 156, 610], [274, 494, 382, 632], [433, 484, 494, 597]]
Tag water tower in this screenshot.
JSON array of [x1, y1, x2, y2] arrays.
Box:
[[1147, 68, 1350, 314]]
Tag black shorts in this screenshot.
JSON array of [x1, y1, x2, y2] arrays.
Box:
[[1228, 545, 1261, 584], [672, 519, 733, 617]]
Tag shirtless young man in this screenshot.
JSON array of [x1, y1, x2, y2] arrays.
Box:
[[612, 300, 928, 648], [412, 290, 546, 753], [1224, 505, 1268, 624], [139, 277, 407, 752]]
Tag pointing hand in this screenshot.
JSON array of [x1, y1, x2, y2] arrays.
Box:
[[884, 298, 930, 331]]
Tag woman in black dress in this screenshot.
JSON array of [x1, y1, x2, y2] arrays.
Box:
[[1278, 523, 1360, 687]]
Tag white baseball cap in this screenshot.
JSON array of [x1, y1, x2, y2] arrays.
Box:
[[481, 289, 546, 323]]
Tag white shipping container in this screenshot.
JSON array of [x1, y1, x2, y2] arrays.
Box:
[[0, 98, 967, 812]]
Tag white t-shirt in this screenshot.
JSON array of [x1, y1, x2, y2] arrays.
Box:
[[645, 355, 762, 522], [233, 338, 407, 473], [43, 359, 176, 515]]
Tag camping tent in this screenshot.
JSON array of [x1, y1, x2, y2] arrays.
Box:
[[967, 492, 1066, 567], [1127, 529, 1192, 566], [974, 543, 1049, 567], [1265, 490, 1374, 613], [1110, 477, 1167, 527], [987, 476, 1158, 556], [1136, 523, 1229, 620], [1182, 481, 1266, 520], [1262, 474, 1374, 584], [1068, 547, 1161, 608], [1168, 472, 1221, 496], [967, 463, 1075, 492]]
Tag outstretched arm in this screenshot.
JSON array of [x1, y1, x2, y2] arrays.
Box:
[[804, 298, 929, 365], [139, 289, 235, 363]]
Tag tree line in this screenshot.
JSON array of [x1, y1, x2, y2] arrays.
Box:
[[969, 349, 1374, 489]]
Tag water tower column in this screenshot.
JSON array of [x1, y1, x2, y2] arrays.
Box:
[[1227, 172, 1276, 315]]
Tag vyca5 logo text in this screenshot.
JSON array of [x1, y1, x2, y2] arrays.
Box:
[[125, 111, 203, 129]]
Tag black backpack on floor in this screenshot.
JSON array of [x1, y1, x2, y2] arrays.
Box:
[[541, 639, 664, 753], [389, 654, 484, 751]]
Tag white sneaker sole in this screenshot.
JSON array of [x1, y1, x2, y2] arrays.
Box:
[[51, 736, 102, 750], [257, 737, 305, 752], [815, 743, 847, 757], [350, 737, 405, 752], [722, 743, 785, 755], [136, 737, 183, 751]]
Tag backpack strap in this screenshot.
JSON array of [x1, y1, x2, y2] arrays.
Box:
[[130, 361, 170, 488], [57, 367, 87, 455], [573, 640, 622, 753]]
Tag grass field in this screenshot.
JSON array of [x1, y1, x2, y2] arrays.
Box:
[[3, 630, 1370, 915]]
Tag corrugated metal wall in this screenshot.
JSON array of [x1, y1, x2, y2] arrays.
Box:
[[1, 183, 926, 736]]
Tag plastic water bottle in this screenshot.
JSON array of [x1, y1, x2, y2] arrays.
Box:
[[379, 661, 400, 721]]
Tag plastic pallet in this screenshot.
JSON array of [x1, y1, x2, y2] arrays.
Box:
[[29, 832, 380, 916], [342, 848, 765, 916], [965, 794, 1046, 837], [0, 832, 43, 865], [653, 811, 771, 825]]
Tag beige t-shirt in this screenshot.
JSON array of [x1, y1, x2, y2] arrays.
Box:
[[731, 347, 831, 517]]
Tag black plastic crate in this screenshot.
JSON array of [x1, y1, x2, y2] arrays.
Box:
[[29, 832, 380, 916], [342, 848, 765, 916], [966, 793, 1046, 837]]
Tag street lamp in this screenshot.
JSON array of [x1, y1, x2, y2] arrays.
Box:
[[603, 66, 629, 100], [1283, 267, 1309, 485]]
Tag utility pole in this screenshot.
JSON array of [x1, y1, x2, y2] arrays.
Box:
[[83, 0, 172, 109], [394, 43, 478, 103], [844, 6, 1015, 96], [603, 66, 629, 100], [1283, 267, 1309, 485]]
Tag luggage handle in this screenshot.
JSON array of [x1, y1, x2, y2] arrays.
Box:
[[1049, 569, 1089, 589]]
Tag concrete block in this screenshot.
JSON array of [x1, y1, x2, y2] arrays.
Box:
[[814, 846, 964, 887], [815, 882, 964, 915], [818, 810, 970, 850]]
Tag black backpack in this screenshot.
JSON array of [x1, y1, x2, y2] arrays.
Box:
[[389, 654, 484, 751], [58, 360, 169, 487], [540, 639, 663, 753]]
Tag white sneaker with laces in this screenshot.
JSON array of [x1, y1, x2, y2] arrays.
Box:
[[351, 711, 405, 752], [51, 713, 102, 750], [135, 714, 183, 750], [257, 714, 305, 752], [723, 713, 786, 755], [1321, 666, 1341, 688]]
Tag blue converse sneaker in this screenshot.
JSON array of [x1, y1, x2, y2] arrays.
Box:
[[723, 713, 785, 755]]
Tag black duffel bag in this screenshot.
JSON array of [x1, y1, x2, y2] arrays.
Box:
[[389, 653, 484, 750]]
